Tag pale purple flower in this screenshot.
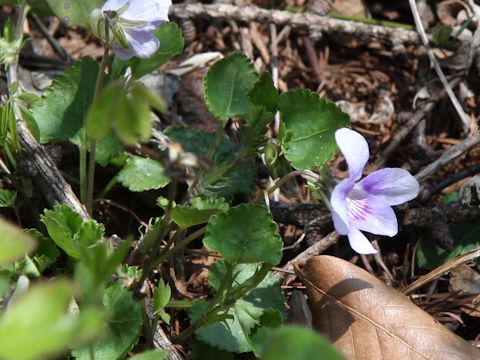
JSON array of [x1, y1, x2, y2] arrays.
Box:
[[330, 128, 419, 254], [91, 0, 171, 59]]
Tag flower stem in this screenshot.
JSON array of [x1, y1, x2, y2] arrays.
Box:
[[266, 170, 320, 195], [86, 39, 110, 215]]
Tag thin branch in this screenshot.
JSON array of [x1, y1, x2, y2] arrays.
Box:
[[415, 133, 480, 186], [409, 0, 471, 133], [170, 3, 420, 53]]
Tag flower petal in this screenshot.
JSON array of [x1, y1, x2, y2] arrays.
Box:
[[115, 29, 160, 59], [101, 0, 129, 11], [360, 168, 419, 206], [123, 0, 171, 22], [348, 227, 377, 254], [330, 178, 354, 234], [347, 190, 398, 237], [335, 128, 369, 182]]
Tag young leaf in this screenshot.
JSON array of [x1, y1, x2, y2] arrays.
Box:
[[203, 204, 282, 265], [169, 197, 229, 228], [41, 204, 103, 259], [116, 155, 170, 192], [45, 0, 103, 27], [28, 229, 60, 273], [204, 53, 258, 124], [0, 219, 36, 266], [249, 72, 278, 114], [32, 57, 99, 143], [72, 282, 143, 360], [0, 280, 103, 360], [192, 262, 285, 353], [0, 189, 16, 207], [279, 89, 349, 169], [165, 126, 256, 196], [261, 326, 346, 360], [153, 279, 172, 324]]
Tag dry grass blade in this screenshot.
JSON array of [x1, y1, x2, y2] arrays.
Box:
[[296, 256, 480, 360], [403, 248, 480, 295]]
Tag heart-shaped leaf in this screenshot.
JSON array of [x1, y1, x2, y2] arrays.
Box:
[[279, 89, 349, 170], [203, 204, 282, 265]]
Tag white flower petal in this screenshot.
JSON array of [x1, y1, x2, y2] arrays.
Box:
[[347, 190, 398, 237], [359, 168, 419, 206], [335, 128, 369, 182], [331, 178, 355, 234], [117, 28, 160, 59], [101, 0, 129, 12], [123, 0, 171, 22], [348, 227, 377, 254]]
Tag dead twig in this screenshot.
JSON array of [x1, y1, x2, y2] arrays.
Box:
[[403, 247, 480, 295], [280, 231, 339, 281], [414, 133, 480, 187], [409, 0, 471, 133], [170, 3, 420, 53]]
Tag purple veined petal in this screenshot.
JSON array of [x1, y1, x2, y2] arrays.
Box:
[[101, 0, 129, 12], [347, 190, 398, 237], [116, 28, 160, 59], [335, 128, 369, 182], [359, 168, 419, 206], [347, 227, 377, 254], [330, 178, 355, 234], [122, 0, 171, 23]]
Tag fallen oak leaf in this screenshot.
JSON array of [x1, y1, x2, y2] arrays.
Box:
[[295, 256, 480, 360]]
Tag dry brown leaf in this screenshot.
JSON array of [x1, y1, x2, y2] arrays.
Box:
[[296, 256, 480, 360]]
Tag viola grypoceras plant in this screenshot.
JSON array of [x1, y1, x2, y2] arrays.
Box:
[[330, 128, 419, 254], [90, 0, 171, 59]]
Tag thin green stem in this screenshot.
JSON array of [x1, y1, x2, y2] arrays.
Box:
[[266, 170, 319, 195], [86, 37, 110, 215], [79, 142, 88, 204], [152, 226, 207, 270]]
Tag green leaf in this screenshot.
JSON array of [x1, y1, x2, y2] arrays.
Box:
[[96, 133, 125, 166], [249, 72, 278, 114], [203, 204, 282, 265], [279, 89, 349, 169], [165, 126, 257, 196], [28, 229, 60, 273], [85, 82, 119, 141], [130, 22, 185, 79], [0, 280, 103, 360], [129, 350, 168, 360], [170, 197, 229, 228], [0, 188, 16, 207], [261, 325, 346, 360], [154, 279, 171, 309], [190, 339, 235, 360], [153, 279, 171, 323], [117, 155, 170, 192], [192, 262, 285, 353], [45, 0, 103, 27], [0, 219, 36, 266], [431, 25, 453, 47], [417, 222, 480, 270], [204, 53, 258, 124], [73, 283, 143, 360], [32, 57, 98, 143], [41, 204, 104, 259]]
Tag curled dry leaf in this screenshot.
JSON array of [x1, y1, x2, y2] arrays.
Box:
[[296, 256, 480, 360]]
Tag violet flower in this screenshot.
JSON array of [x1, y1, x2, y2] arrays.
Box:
[[91, 0, 171, 59], [330, 128, 419, 254]]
